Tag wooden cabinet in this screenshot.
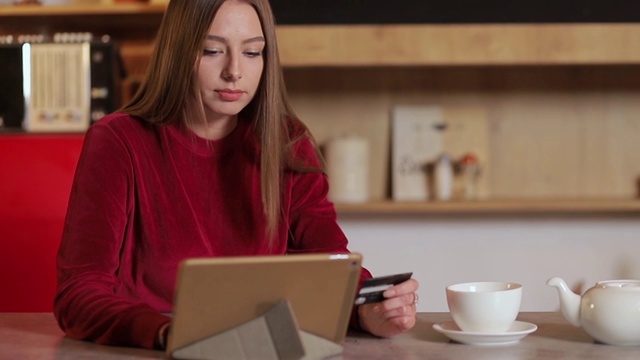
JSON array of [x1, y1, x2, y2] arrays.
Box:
[[2, 3, 640, 214]]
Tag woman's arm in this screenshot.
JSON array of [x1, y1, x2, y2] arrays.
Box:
[[54, 119, 170, 349], [285, 132, 418, 337]]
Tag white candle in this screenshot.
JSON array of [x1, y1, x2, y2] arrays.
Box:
[[324, 135, 369, 203]]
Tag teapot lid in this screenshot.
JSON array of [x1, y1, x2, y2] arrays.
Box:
[[596, 280, 640, 289]]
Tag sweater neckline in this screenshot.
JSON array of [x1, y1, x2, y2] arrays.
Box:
[[165, 118, 250, 157]]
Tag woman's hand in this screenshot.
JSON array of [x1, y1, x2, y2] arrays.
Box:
[[357, 278, 420, 338]]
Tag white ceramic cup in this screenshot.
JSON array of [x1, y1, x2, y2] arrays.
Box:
[[446, 281, 522, 333]]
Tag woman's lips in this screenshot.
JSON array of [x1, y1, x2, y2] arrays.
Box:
[[217, 89, 244, 101]]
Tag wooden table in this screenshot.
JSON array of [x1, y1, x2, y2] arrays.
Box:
[[1, 312, 639, 359]]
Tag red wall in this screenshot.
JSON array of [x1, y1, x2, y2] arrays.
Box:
[[0, 134, 84, 312]]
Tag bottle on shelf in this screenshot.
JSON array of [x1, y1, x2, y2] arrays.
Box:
[[434, 153, 453, 201]]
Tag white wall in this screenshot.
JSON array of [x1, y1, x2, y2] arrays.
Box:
[[340, 215, 640, 312]]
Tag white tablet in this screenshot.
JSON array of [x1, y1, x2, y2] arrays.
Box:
[[167, 253, 363, 354]]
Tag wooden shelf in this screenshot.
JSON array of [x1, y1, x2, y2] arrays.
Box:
[[334, 199, 640, 216], [2, 6, 640, 66], [0, 3, 164, 42], [3, 6, 640, 216], [276, 24, 640, 67], [0, 3, 166, 16], [0, 3, 165, 76]]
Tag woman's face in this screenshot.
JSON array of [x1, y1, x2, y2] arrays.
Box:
[[197, 0, 265, 123]]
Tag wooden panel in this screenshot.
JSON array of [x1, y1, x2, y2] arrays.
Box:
[[277, 24, 640, 66], [583, 93, 640, 197], [2, 9, 640, 67], [489, 93, 584, 197], [118, 41, 155, 77], [285, 67, 640, 200]]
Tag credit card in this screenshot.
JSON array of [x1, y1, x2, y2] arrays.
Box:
[[354, 272, 413, 305]]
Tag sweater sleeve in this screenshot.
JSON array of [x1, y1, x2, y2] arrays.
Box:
[[285, 135, 372, 331], [54, 121, 170, 349]]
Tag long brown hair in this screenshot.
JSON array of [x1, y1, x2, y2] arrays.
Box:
[[120, 0, 312, 241]]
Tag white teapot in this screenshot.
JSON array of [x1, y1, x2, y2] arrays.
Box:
[[547, 277, 640, 345]]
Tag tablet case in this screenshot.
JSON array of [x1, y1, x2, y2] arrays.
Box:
[[168, 253, 362, 360]]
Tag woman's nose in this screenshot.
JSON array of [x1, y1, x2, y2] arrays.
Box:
[[222, 56, 242, 81]]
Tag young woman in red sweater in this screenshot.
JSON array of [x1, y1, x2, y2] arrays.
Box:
[[54, 0, 419, 350]]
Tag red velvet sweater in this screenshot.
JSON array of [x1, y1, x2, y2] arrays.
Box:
[[54, 113, 371, 349]]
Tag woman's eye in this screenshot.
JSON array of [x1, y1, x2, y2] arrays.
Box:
[[245, 50, 263, 58], [203, 49, 221, 56]]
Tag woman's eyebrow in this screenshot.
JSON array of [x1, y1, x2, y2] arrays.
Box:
[[206, 35, 266, 44]]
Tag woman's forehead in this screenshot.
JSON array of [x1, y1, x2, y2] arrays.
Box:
[[208, 0, 264, 39]]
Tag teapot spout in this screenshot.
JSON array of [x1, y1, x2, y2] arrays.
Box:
[[547, 277, 581, 327]]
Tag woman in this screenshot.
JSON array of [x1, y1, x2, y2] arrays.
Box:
[[54, 0, 418, 350]]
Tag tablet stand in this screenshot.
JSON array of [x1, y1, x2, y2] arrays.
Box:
[[171, 299, 343, 360]]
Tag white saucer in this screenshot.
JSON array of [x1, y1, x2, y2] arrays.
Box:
[[432, 320, 537, 346]]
